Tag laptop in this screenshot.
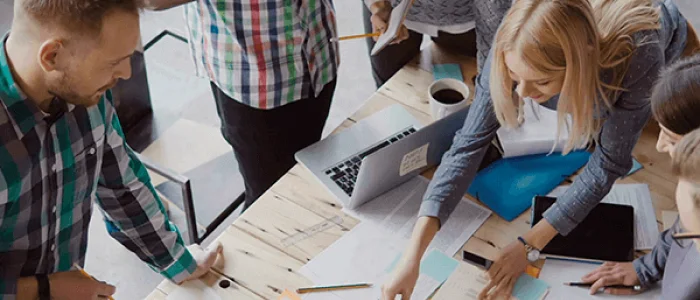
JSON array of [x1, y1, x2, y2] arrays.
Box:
[[295, 104, 469, 209]]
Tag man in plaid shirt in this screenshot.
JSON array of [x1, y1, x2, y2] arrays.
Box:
[[146, 0, 340, 209], [0, 1, 222, 299]]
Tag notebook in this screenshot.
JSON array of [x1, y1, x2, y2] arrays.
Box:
[[370, 0, 415, 55], [532, 196, 635, 262], [466, 151, 591, 221]]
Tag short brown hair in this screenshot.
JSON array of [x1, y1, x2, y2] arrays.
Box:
[[651, 55, 700, 135], [21, 0, 144, 36], [672, 128, 700, 182]]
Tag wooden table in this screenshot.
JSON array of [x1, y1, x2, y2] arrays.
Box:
[[145, 45, 677, 300]]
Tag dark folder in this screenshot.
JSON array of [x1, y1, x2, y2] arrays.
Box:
[[532, 196, 635, 262]]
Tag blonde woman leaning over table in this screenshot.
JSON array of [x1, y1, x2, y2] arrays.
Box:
[[380, 0, 699, 299], [580, 55, 700, 300]]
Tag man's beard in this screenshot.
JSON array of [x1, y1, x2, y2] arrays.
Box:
[[47, 74, 113, 107]]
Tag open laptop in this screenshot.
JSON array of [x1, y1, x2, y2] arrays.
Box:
[[295, 104, 469, 209]]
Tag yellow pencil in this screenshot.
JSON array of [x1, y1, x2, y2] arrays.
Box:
[[73, 263, 115, 300], [330, 32, 381, 42], [296, 283, 372, 294]]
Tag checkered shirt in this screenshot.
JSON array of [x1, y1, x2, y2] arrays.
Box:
[[0, 38, 196, 299], [184, 0, 340, 109]]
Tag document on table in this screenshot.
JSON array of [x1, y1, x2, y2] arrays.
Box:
[[433, 262, 549, 300], [299, 225, 459, 300], [348, 176, 492, 255], [549, 184, 659, 250], [539, 259, 661, 299]]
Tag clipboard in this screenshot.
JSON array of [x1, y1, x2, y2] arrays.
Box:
[[370, 0, 415, 55]]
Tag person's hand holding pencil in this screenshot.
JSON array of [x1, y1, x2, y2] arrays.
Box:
[[580, 262, 644, 295], [368, 0, 409, 44]]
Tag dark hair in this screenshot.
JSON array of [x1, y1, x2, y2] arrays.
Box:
[[651, 55, 700, 135], [22, 0, 144, 36]]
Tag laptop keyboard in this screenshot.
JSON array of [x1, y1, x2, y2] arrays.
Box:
[[325, 127, 417, 196]]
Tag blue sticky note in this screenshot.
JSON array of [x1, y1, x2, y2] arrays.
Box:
[[512, 274, 550, 300], [625, 158, 643, 177], [433, 64, 464, 81], [420, 250, 459, 282], [386, 250, 458, 283]]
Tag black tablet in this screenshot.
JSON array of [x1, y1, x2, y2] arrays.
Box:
[[532, 196, 635, 262]]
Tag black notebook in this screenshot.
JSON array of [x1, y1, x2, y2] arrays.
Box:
[[532, 196, 635, 262]]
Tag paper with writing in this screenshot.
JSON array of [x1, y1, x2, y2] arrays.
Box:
[[399, 143, 429, 176]]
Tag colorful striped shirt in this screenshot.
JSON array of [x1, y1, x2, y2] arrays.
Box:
[[184, 0, 340, 109], [0, 38, 196, 299]]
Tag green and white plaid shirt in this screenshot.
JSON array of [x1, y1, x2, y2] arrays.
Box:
[[0, 38, 196, 299]]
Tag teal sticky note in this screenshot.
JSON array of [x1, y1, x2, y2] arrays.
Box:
[[512, 274, 550, 300], [626, 158, 643, 177], [420, 250, 459, 282], [433, 64, 464, 81]]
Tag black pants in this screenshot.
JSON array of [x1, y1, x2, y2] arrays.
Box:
[[211, 81, 336, 209], [363, 6, 477, 88]]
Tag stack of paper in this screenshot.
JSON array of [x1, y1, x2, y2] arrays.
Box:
[[300, 177, 491, 300], [433, 262, 549, 300], [497, 98, 572, 158], [549, 184, 659, 250]]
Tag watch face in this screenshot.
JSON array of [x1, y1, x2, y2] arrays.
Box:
[[527, 249, 540, 262]]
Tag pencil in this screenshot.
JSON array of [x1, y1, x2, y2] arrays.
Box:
[[329, 32, 381, 42], [296, 283, 372, 294], [673, 232, 700, 240], [564, 282, 641, 290], [73, 263, 115, 300]]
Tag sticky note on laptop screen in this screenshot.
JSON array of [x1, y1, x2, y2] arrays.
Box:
[[433, 64, 464, 81]]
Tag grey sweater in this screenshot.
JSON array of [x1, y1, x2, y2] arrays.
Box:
[[418, 0, 689, 235], [634, 218, 700, 299]]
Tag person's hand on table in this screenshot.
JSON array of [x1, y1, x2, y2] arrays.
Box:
[[47, 270, 116, 300], [581, 262, 643, 295], [478, 240, 529, 300], [381, 258, 420, 300], [369, 1, 409, 44], [183, 242, 224, 282]]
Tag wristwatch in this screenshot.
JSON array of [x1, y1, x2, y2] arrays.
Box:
[[517, 236, 541, 262], [35, 274, 51, 300]]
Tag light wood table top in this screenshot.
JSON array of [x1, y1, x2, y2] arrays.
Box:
[[145, 46, 677, 300]]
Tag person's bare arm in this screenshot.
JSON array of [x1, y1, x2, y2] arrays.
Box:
[[143, 0, 194, 11]]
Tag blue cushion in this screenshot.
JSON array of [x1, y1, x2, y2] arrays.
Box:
[[467, 151, 591, 221]]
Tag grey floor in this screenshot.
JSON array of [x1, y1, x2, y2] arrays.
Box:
[[0, 0, 698, 299]]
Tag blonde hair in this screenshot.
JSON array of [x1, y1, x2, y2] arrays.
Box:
[[673, 129, 700, 183], [490, 0, 659, 153], [672, 128, 700, 207]]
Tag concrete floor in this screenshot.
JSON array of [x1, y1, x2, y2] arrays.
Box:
[[0, 0, 699, 299]]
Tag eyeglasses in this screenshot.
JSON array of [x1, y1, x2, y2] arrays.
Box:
[[673, 232, 700, 240]]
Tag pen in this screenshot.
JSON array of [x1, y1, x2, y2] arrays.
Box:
[[73, 263, 115, 300], [296, 283, 373, 294], [564, 282, 642, 291], [329, 32, 381, 42]]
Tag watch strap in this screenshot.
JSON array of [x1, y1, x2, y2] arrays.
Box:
[[517, 236, 539, 251], [35, 274, 50, 300]]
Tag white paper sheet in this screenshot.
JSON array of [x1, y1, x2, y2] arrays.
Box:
[[497, 98, 573, 158], [166, 279, 222, 300], [302, 176, 490, 300], [370, 0, 414, 55], [549, 184, 659, 250], [539, 259, 661, 300], [348, 176, 491, 255]]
